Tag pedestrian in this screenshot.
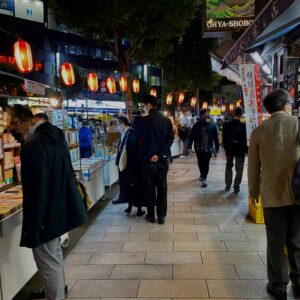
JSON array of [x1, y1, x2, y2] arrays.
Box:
[[139, 95, 174, 224], [178, 124, 190, 158], [112, 116, 131, 205], [78, 116, 92, 158], [9, 106, 88, 300], [248, 89, 300, 300], [189, 109, 219, 188], [223, 107, 248, 193]]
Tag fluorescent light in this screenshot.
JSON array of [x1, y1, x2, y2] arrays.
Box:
[[262, 64, 272, 75], [250, 51, 264, 65]]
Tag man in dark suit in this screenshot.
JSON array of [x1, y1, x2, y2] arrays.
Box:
[[112, 116, 131, 204], [139, 95, 174, 224]]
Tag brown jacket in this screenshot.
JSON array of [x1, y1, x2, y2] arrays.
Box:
[[248, 111, 300, 208]]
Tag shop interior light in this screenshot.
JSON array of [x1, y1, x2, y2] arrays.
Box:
[[250, 51, 264, 65], [221, 104, 226, 112], [49, 98, 59, 107], [262, 64, 272, 75], [150, 88, 157, 97]]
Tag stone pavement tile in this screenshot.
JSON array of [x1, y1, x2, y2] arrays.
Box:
[[138, 280, 209, 298], [194, 217, 238, 225], [71, 242, 123, 253], [92, 219, 114, 225], [174, 212, 216, 218], [191, 207, 230, 213], [130, 224, 174, 233], [149, 232, 198, 242], [174, 241, 226, 252], [79, 233, 105, 243], [101, 233, 150, 242], [68, 280, 139, 298], [67, 298, 100, 300], [174, 225, 219, 233], [102, 298, 171, 300], [65, 264, 113, 280], [173, 264, 238, 279], [207, 279, 269, 298], [168, 207, 192, 212], [164, 217, 195, 225], [234, 264, 268, 279], [110, 264, 172, 279], [225, 241, 267, 252], [218, 224, 265, 233], [168, 197, 191, 203], [173, 202, 193, 207], [111, 218, 150, 225], [172, 194, 193, 199], [258, 252, 267, 264], [197, 232, 248, 242], [65, 253, 93, 265], [202, 252, 263, 264], [86, 225, 131, 234], [245, 231, 266, 241], [89, 252, 145, 264], [145, 252, 202, 264], [122, 241, 173, 252]]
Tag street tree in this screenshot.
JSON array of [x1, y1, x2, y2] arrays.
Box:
[[49, 0, 200, 119]]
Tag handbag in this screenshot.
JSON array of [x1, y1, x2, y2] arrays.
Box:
[[291, 118, 300, 203], [119, 132, 129, 172]]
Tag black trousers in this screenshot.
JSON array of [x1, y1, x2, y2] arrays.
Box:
[[118, 169, 128, 202], [225, 155, 245, 189], [195, 151, 212, 180], [264, 205, 300, 290], [142, 158, 169, 219]]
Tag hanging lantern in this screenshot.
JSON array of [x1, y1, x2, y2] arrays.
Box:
[[132, 79, 140, 93], [13, 40, 33, 73], [106, 76, 116, 94], [178, 93, 185, 104], [150, 88, 157, 97], [166, 94, 173, 105], [191, 97, 197, 107], [236, 100, 242, 107], [202, 101, 208, 109], [60, 62, 75, 86], [87, 72, 98, 92], [229, 103, 234, 111], [221, 104, 226, 112], [119, 76, 128, 92]]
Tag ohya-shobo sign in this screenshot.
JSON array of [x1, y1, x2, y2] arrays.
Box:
[[204, 0, 255, 33]]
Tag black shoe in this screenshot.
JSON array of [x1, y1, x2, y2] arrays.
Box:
[[225, 186, 231, 191], [201, 180, 208, 188], [124, 207, 132, 214], [234, 187, 240, 193], [145, 215, 155, 223], [137, 210, 145, 217], [266, 283, 287, 300], [31, 285, 68, 299], [158, 218, 165, 225], [112, 199, 127, 204]]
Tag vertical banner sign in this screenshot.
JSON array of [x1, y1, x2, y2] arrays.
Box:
[[239, 64, 262, 143]]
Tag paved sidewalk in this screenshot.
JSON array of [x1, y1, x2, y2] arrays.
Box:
[[65, 152, 277, 299]]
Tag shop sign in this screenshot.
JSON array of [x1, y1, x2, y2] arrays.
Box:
[[0, 0, 13, 16], [24, 79, 46, 95], [14, 0, 44, 23], [209, 107, 222, 116], [239, 64, 262, 143]]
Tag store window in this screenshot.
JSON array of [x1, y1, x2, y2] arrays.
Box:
[[89, 46, 95, 58], [150, 76, 161, 86], [64, 44, 69, 54], [82, 46, 88, 56], [69, 44, 76, 55], [103, 50, 115, 61], [76, 45, 82, 56], [96, 48, 102, 58]]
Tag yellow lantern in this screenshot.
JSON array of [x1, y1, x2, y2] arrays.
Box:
[[166, 94, 173, 105], [178, 93, 185, 104], [132, 79, 140, 93], [221, 104, 226, 112], [87, 72, 98, 92], [202, 101, 208, 109], [229, 103, 234, 111], [119, 76, 128, 92], [60, 62, 75, 86], [106, 76, 116, 94], [191, 97, 197, 107], [237, 100, 242, 107], [150, 88, 157, 97], [13, 40, 33, 73]]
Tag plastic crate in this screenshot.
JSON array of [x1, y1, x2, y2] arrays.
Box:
[[248, 197, 264, 224]]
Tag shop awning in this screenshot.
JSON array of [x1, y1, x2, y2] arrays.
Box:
[[222, 0, 296, 68], [246, 0, 300, 49]]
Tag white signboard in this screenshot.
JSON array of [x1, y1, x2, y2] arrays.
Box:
[[24, 79, 46, 95], [0, 0, 13, 15], [15, 0, 44, 23], [239, 64, 262, 143]]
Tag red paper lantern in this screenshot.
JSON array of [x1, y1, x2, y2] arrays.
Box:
[[132, 79, 140, 93], [191, 97, 197, 107], [13, 40, 33, 73], [202, 101, 208, 109], [87, 72, 98, 92], [106, 76, 116, 94], [150, 88, 157, 97], [60, 62, 75, 86], [119, 76, 128, 92], [166, 94, 173, 105], [229, 103, 234, 111], [221, 104, 226, 112], [178, 93, 185, 104]]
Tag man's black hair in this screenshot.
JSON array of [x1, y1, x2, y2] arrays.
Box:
[[263, 89, 291, 114], [234, 107, 243, 117], [142, 95, 158, 107], [11, 105, 34, 121], [35, 113, 49, 121], [200, 109, 207, 116], [118, 116, 130, 126]]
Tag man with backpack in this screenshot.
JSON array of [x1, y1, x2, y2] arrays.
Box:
[[222, 107, 248, 193]]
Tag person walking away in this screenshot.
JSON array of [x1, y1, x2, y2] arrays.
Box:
[[112, 116, 131, 205], [223, 107, 248, 193], [189, 109, 219, 188], [9, 106, 88, 300], [248, 89, 300, 300], [78, 116, 92, 158], [139, 95, 174, 224], [178, 124, 190, 158]]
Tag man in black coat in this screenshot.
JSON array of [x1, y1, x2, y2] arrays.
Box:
[[222, 107, 248, 193], [10, 106, 87, 300], [189, 109, 219, 188], [139, 95, 174, 224]]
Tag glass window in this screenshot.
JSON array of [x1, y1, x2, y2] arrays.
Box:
[[76, 45, 82, 56], [96, 48, 102, 58], [89, 46, 95, 58], [150, 76, 161, 86], [64, 44, 69, 54], [69, 44, 76, 55], [82, 46, 88, 56], [103, 50, 114, 61]]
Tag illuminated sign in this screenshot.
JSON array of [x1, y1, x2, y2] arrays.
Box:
[[0, 0, 13, 16], [14, 0, 44, 23]]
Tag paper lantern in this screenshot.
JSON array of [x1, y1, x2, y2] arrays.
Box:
[[119, 76, 128, 92], [150, 88, 157, 97], [13, 40, 33, 73], [236, 100, 242, 107], [191, 97, 197, 107], [106, 76, 116, 94], [178, 93, 185, 104], [166, 94, 173, 105], [132, 79, 140, 93], [229, 103, 234, 111], [60, 62, 75, 86], [202, 101, 208, 109], [221, 104, 226, 112], [87, 72, 98, 92]]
